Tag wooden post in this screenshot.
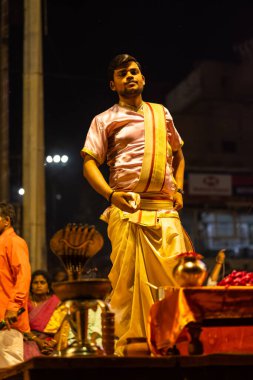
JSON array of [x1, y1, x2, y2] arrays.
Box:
[[23, 0, 46, 270], [0, 0, 9, 202]]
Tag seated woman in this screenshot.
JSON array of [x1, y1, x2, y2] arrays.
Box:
[[24, 269, 67, 360]]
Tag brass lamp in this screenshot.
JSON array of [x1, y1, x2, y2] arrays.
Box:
[[50, 223, 115, 356]]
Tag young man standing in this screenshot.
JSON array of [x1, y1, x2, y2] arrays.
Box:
[[81, 54, 192, 355]]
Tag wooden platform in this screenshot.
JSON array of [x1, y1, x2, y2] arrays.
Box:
[[1, 354, 253, 380]]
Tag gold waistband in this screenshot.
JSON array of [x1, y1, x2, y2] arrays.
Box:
[[140, 198, 174, 211]]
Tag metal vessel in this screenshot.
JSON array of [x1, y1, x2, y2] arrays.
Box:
[[173, 252, 207, 287], [50, 223, 115, 356]]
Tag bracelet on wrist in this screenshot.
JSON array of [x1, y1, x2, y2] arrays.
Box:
[[24, 333, 37, 341], [177, 188, 184, 195], [108, 190, 115, 203]]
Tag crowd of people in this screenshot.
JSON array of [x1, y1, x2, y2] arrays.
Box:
[[0, 202, 69, 368], [0, 53, 190, 366]]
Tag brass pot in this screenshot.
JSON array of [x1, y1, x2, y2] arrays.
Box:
[[173, 256, 207, 287]]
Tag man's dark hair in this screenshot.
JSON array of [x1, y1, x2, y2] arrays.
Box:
[[0, 202, 16, 226], [107, 53, 142, 81]]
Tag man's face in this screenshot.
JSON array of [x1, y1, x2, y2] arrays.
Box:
[[110, 61, 145, 98]]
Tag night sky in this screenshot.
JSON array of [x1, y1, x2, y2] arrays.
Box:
[[8, 0, 253, 271]]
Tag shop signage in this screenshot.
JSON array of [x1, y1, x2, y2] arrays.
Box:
[[188, 173, 232, 196]]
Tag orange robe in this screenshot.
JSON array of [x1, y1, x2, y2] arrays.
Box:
[[0, 227, 31, 332]]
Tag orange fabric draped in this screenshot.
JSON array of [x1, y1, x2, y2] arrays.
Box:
[[148, 286, 253, 356]]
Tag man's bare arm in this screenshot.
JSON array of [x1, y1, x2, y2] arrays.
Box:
[[172, 148, 185, 210], [83, 155, 139, 213], [83, 155, 112, 201], [172, 147, 185, 189]]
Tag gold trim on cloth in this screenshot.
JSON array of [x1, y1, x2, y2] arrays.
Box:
[[100, 198, 178, 227], [44, 303, 68, 334], [100, 206, 179, 227], [121, 209, 179, 227], [81, 147, 102, 165], [134, 102, 167, 193], [140, 198, 173, 211], [121, 197, 179, 227]]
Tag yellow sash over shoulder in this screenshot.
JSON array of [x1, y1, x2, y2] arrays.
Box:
[[134, 102, 167, 193]]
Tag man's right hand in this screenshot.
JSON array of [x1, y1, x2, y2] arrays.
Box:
[[4, 310, 18, 330], [111, 191, 140, 213]]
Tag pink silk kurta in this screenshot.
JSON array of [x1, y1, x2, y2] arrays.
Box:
[[81, 103, 183, 198]]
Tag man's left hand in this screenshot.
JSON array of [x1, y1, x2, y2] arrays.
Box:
[[173, 192, 183, 211]]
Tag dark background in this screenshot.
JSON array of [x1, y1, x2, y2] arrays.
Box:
[[8, 0, 253, 273]]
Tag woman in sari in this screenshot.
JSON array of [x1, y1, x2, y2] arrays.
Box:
[[24, 270, 66, 360]]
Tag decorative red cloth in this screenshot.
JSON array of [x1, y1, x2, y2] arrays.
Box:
[[28, 294, 60, 331], [148, 286, 253, 356]]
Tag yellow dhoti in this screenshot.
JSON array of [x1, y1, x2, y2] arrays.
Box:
[[106, 203, 189, 355], [99, 103, 192, 355]]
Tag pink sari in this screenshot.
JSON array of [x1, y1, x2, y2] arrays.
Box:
[[24, 294, 60, 360]]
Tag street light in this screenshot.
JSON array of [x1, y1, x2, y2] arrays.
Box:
[[61, 155, 68, 163], [45, 154, 69, 165], [18, 188, 25, 196], [17, 155, 69, 196]]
